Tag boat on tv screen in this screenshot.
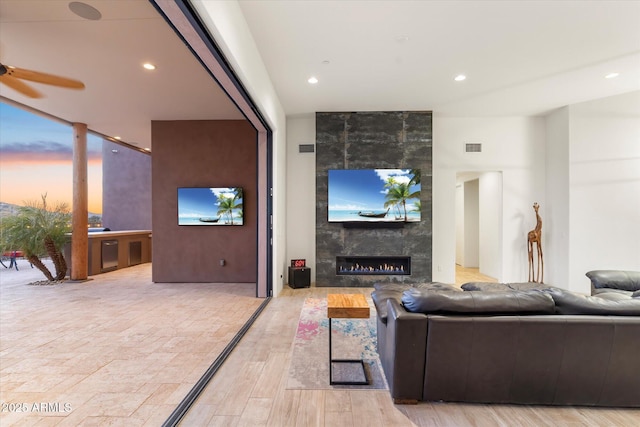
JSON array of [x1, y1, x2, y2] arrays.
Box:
[[327, 169, 421, 223], [177, 187, 243, 226]]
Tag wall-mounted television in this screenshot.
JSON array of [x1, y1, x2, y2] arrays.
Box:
[[328, 169, 421, 223], [178, 187, 243, 226]]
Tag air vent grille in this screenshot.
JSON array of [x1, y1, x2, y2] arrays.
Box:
[[299, 144, 315, 153], [465, 143, 482, 153]]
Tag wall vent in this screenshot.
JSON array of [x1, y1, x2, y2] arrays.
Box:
[[465, 143, 482, 153], [299, 144, 315, 153]]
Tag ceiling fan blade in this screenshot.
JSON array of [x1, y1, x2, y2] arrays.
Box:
[[0, 74, 43, 98], [5, 66, 85, 89]]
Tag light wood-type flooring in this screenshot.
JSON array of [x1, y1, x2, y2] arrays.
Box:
[[455, 265, 497, 287], [1, 262, 638, 426], [181, 281, 638, 427]]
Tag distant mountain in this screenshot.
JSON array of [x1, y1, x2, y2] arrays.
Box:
[[0, 202, 18, 218], [0, 202, 101, 219]]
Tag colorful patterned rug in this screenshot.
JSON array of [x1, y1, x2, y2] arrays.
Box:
[[286, 297, 388, 390]]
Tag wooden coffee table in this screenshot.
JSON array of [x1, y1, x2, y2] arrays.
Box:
[[327, 293, 370, 385]]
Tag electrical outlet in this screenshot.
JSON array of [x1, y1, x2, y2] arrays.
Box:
[[219, 259, 225, 266]]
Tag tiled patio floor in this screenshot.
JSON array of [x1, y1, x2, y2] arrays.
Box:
[[0, 260, 260, 426]]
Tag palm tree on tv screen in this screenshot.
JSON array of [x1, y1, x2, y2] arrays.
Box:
[[411, 200, 421, 214], [217, 188, 243, 224], [383, 177, 401, 219], [409, 168, 421, 186], [383, 171, 421, 221]]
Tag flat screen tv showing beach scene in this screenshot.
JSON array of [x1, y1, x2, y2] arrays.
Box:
[[327, 169, 421, 223], [178, 187, 243, 226]]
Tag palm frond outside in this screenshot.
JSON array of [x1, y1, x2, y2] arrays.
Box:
[[0, 194, 71, 281]]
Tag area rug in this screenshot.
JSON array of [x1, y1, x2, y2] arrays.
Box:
[[286, 297, 388, 390]]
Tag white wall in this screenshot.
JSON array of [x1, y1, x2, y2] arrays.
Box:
[[455, 184, 465, 265], [286, 97, 638, 292], [544, 107, 570, 288], [455, 172, 502, 279], [479, 172, 503, 280], [455, 179, 480, 268], [433, 117, 546, 284], [287, 115, 546, 285], [198, 1, 639, 295], [285, 115, 316, 283], [568, 91, 640, 293], [192, 0, 288, 295], [463, 179, 479, 268]]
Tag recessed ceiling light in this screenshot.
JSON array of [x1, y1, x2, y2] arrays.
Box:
[[308, 77, 318, 84], [143, 63, 156, 71], [605, 72, 619, 79], [395, 35, 410, 43], [322, 60, 330, 65], [68, 1, 102, 21], [114, 136, 121, 140], [454, 74, 466, 82]]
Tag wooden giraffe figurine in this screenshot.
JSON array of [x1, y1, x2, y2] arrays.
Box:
[[527, 202, 543, 283]]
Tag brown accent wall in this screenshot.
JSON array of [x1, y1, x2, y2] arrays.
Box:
[[151, 120, 258, 283], [102, 140, 152, 231]]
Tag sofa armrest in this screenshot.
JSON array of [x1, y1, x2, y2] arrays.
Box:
[[586, 270, 640, 293], [371, 289, 404, 324], [382, 299, 428, 402]]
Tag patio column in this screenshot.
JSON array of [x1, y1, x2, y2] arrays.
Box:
[[71, 122, 88, 280]]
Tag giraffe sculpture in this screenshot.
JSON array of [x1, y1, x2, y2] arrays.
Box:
[[527, 202, 544, 283]]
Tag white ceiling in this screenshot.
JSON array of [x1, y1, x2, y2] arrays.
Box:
[[0, 0, 243, 151], [1, 0, 639, 151], [238, 0, 640, 117]]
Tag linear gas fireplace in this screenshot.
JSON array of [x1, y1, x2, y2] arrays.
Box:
[[336, 256, 411, 276]]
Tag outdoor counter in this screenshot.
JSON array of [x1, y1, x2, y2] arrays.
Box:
[[65, 230, 152, 276]]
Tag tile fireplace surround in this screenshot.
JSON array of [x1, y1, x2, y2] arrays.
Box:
[[315, 111, 433, 287], [336, 256, 411, 276]]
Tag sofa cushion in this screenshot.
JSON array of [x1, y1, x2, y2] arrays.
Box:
[[460, 282, 510, 292], [401, 289, 555, 315], [634, 290, 640, 298], [372, 282, 462, 323], [593, 292, 634, 301], [413, 282, 462, 292], [545, 288, 640, 316], [592, 287, 634, 297], [586, 270, 640, 292], [462, 281, 556, 292], [507, 282, 557, 291], [374, 282, 460, 292]]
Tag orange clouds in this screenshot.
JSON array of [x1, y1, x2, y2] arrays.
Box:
[[0, 141, 102, 166], [0, 161, 103, 214]]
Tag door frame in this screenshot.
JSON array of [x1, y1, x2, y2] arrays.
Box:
[[153, 0, 273, 297]]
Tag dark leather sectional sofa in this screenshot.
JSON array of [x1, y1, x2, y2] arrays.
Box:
[[372, 272, 640, 407]]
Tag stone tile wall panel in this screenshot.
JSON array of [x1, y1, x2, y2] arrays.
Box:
[[315, 111, 433, 287]]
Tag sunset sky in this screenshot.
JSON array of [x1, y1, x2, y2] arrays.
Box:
[[0, 102, 103, 214]]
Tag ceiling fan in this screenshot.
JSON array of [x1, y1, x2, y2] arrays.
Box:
[[0, 63, 85, 98]]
